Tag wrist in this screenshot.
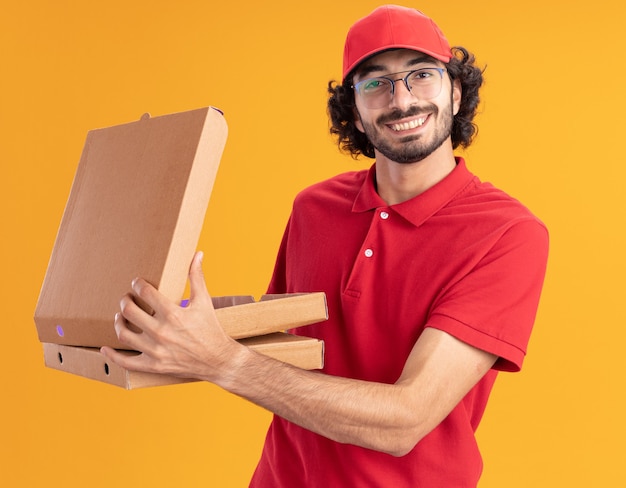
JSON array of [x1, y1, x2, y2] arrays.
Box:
[[205, 337, 252, 390]]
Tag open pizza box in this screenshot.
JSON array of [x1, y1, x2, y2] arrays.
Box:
[[34, 107, 327, 389]]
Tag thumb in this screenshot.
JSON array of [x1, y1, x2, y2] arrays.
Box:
[[188, 251, 210, 305]]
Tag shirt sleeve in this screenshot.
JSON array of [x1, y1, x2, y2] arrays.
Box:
[[427, 218, 549, 372], [265, 215, 292, 295]]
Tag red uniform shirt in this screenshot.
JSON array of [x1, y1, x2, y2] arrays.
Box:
[[250, 159, 548, 487]]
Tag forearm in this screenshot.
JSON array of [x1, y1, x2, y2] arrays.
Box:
[[210, 340, 427, 456], [103, 256, 495, 456]]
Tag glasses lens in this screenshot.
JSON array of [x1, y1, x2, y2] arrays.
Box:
[[406, 68, 443, 100], [355, 78, 393, 109]]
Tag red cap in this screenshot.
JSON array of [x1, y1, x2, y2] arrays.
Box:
[[342, 5, 452, 81]]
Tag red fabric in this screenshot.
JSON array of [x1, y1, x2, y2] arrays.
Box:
[[250, 159, 548, 487], [342, 5, 452, 79]]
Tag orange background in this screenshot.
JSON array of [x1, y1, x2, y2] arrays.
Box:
[[2, 0, 624, 486]]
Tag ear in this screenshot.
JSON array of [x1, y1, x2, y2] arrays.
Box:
[[452, 78, 462, 116]]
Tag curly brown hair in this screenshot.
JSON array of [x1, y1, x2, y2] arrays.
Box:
[[327, 47, 484, 159]]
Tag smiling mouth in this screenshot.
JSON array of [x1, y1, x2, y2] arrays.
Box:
[[389, 116, 428, 132]]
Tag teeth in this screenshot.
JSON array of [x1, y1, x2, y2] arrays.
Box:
[[391, 117, 426, 131]]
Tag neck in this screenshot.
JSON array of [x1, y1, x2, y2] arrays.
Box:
[[374, 141, 457, 205]]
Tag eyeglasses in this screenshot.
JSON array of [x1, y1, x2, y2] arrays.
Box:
[[352, 67, 446, 109]]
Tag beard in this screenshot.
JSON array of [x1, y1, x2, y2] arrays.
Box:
[[359, 95, 454, 164]]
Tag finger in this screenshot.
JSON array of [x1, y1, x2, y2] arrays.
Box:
[[119, 292, 154, 330], [113, 311, 150, 351], [100, 346, 156, 373], [188, 251, 211, 305], [131, 277, 170, 317]]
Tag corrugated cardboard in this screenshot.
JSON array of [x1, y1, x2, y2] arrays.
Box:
[[43, 333, 324, 389], [33, 107, 327, 386], [34, 107, 228, 348], [216, 293, 327, 339]]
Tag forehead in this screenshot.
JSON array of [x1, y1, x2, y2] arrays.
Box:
[[353, 49, 442, 81]]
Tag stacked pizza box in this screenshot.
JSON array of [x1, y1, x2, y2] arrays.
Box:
[[34, 107, 327, 389]]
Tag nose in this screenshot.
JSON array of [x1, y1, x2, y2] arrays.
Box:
[[390, 76, 418, 107]]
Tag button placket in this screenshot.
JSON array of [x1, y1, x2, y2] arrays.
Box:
[[363, 210, 389, 258], [344, 208, 390, 298]]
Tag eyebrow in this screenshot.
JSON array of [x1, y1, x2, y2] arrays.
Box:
[[356, 54, 439, 79]]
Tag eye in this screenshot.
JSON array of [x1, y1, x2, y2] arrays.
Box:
[[361, 78, 388, 93], [410, 69, 436, 83]]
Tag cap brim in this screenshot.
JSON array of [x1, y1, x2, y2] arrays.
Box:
[[343, 45, 452, 82]]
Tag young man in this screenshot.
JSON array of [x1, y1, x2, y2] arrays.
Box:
[[102, 5, 549, 486]]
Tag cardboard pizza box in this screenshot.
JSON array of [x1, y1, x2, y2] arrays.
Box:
[[33, 107, 327, 383], [43, 332, 324, 389], [34, 106, 227, 348]]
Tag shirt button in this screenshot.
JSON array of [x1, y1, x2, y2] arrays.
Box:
[[380, 211, 389, 220], [364, 249, 374, 258]]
